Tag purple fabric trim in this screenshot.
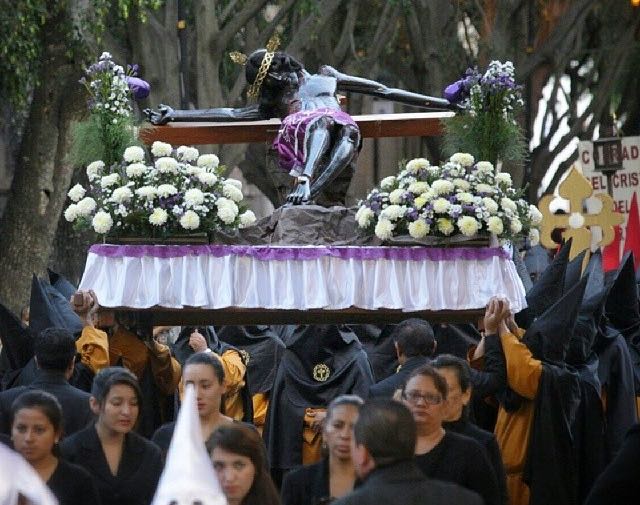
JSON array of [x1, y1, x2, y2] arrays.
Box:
[[273, 107, 357, 172], [89, 244, 509, 261]]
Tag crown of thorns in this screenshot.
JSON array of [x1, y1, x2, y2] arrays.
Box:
[[229, 34, 281, 99]]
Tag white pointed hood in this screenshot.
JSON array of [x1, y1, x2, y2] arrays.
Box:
[[150, 384, 227, 505], [0, 444, 58, 505]]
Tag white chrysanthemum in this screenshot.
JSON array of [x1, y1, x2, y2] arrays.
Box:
[[482, 197, 499, 214], [431, 180, 454, 195], [510, 218, 523, 234], [92, 210, 113, 234], [432, 198, 451, 214], [487, 216, 504, 235], [64, 204, 79, 222], [155, 157, 179, 174], [450, 152, 475, 167], [123, 146, 145, 163], [356, 206, 375, 228], [77, 197, 97, 216], [453, 179, 471, 191], [184, 188, 205, 207], [223, 184, 243, 203], [380, 204, 406, 221], [529, 228, 540, 246], [414, 196, 428, 210], [500, 197, 518, 212], [157, 184, 178, 198], [529, 205, 543, 225], [217, 197, 239, 224], [389, 188, 405, 205], [495, 173, 513, 187], [374, 219, 395, 240], [67, 184, 86, 202], [456, 192, 475, 204], [406, 158, 430, 173], [197, 172, 218, 186], [111, 186, 133, 204], [136, 186, 157, 200], [476, 183, 495, 194], [180, 210, 200, 230], [86, 160, 105, 180], [239, 210, 257, 228], [427, 166, 441, 177], [126, 163, 146, 178], [100, 173, 120, 188], [408, 219, 429, 239], [224, 179, 242, 190], [408, 181, 430, 194], [457, 216, 480, 237], [475, 161, 494, 173], [151, 141, 173, 157], [197, 154, 220, 169], [185, 165, 204, 177], [437, 218, 454, 236], [380, 176, 396, 191], [149, 208, 168, 226], [176, 145, 199, 162]]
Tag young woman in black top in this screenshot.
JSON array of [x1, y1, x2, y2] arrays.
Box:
[[60, 367, 162, 505], [281, 394, 364, 505], [209, 423, 280, 505], [402, 364, 501, 505], [10, 390, 100, 505], [152, 352, 234, 456]]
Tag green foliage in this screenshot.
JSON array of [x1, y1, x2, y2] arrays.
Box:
[[443, 111, 527, 166], [70, 115, 138, 168]]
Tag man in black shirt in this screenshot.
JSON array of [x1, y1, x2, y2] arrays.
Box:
[[0, 327, 93, 436]]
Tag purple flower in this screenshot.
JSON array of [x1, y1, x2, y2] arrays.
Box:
[[444, 79, 466, 104], [126, 76, 151, 100], [127, 63, 140, 76]]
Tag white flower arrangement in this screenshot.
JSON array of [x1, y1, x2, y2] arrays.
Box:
[[65, 141, 256, 237], [357, 153, 540, 243]]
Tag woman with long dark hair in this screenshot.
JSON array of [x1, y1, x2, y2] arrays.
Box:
[[11, 390, 99, 505], [60, 367, 162, 505], [281, 394, 364, 505], [209, 423, 280, 505]]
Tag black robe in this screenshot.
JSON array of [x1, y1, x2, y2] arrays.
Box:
[[523, 362, 581, 505], [348, 324, 397, 382], [263, 325, 374, 473]]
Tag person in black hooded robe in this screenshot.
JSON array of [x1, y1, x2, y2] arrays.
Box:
[[0, 302, 34, 390], [564, 252, 607, 503], [217, 325, 285, 431], [485, 277, 587, 505], [594, 252, 639, 460], [263, 324, 374, 484], [174, 326, 253, 423], [348, 324, 398, 382]]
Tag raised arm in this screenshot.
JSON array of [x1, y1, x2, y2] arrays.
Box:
[[144, 103, 264, 125], [319, 65, 456, 111]]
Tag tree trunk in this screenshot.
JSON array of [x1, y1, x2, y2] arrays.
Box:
[[0, 9, 85, 313]]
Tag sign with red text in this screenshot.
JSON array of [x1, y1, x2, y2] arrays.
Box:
[[579, 136, 640, 220]]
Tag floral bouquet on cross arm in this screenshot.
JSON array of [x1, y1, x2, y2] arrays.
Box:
[[64, 141, 257, 238], [355, 153, 542, 244], [443, 61, 526, 165], [71, 52, 150, 169]]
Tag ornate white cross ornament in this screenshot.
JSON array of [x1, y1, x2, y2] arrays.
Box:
[[537, 166, 623, 268]]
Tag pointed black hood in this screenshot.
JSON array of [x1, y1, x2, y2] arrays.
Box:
[[29, 275, 83, 338], [516, 239, 572, 329], [47, 269, 77, 301], [566, 252, 607, 365], [604, 252, 640, 347], [523, 275, 588, 363], [564, 249, 588, 292], [0, 303, 34, 370]]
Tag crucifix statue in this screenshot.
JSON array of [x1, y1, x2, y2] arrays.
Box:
[[538, 166, 624, 270], [145, 36, 457, 205]]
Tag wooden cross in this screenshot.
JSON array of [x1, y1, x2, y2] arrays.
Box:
[[538, 166, 623, 269]]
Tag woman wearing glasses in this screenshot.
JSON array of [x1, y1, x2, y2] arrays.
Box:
[[402, 365, 501, 505]]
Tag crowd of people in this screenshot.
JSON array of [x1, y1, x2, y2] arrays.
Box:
[[0, 244, 639, 505]]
